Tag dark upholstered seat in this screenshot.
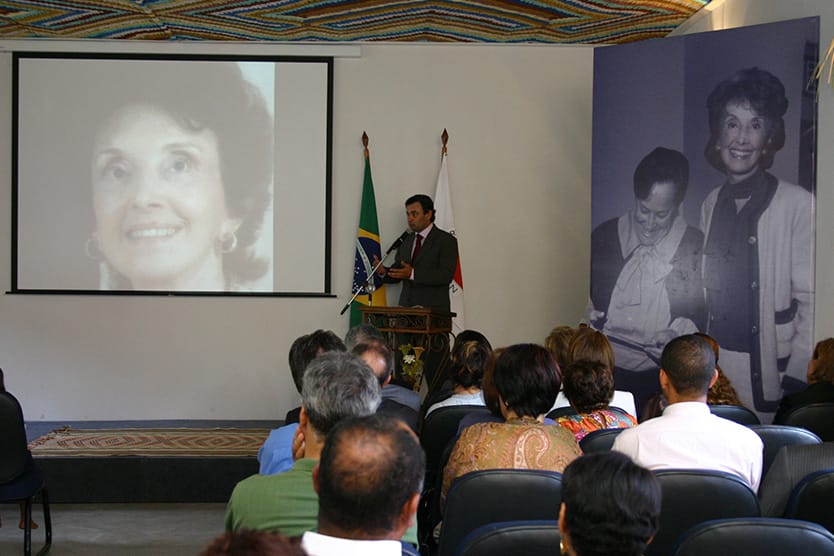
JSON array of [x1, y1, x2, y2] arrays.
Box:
[[709, 404, 760, 425], [779, 402, 834, 441], [748, 424, 821, 477], [783, 467, 834, 533], [647, 469, 760, 556], [672, 517, 834, 556], [455, 520, 561, 556], [437, 469, 563, 556]]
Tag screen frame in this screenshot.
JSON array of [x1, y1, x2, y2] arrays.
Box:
[[10, 51, 334, 297]]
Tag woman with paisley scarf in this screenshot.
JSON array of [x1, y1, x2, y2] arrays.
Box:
[[590, 147, 705, 413], [700, 67, 813, 421]]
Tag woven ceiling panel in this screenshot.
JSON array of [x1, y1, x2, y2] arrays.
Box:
[[0, 1, 711, 44]]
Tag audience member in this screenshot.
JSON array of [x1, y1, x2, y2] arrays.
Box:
[[441, 344, 581, 508], [353, 342, 419, 431], [301, 414, 425, 555], [425, 330, 492, 417], [758, 443, 834, 517], [344, 323, 385, 349], [774, 338, 834, 424], [258, 330, 346, 475], [0, 367, 39, 530], [556, 360, 637, 442], [200, 530, 307, 556], [559, 452, 660, 556], [544, 324, 577, 367], [613, 334, 763, 490], [641, 332, 745, 420], [551, 327, 637, 416], [346, 323, 421, 412], [226, 352, 380, 537]]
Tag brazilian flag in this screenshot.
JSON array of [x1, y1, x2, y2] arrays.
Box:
[[350, 155, 387, 327]]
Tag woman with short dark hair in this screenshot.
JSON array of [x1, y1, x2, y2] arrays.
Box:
[[425, 330, 492, 417], [441, 344, 581, 508], [559, 452, 660, 556]]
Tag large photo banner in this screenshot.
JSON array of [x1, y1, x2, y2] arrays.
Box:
[[591, 17, 818, 421]]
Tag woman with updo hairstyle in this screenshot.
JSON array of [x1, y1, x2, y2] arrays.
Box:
[[557, 360, 636, 442], [700, 66, 813, 420], [425, 330, 492, 417], [774, 338, 834, 424], [441, 344, 581, 509], [559, 452, 660, 556]]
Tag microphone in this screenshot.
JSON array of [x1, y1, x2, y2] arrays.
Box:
[[385, 230, 410, 254]]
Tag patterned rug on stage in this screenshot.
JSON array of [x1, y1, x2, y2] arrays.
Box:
[[28, 427, 271, 458]]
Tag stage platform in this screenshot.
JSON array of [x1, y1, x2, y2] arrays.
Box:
[[26, 420, 278, 503]]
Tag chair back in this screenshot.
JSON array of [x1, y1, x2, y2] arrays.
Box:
[[784, 467, 834, 533], [437, 469, 563, 556], [709, 404, 760, 425], [0, 391, 30, 483], [647, 469, 760, 556], [421, 405, 492, 482], [748, 424, 821, 477], [455, 520, 561, 556], [781, 403, 834, 441], [672, 517, 834, 556], [578, 428, 625, 453]]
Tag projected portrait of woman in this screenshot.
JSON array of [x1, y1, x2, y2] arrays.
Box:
[[85, 62, 273, 291], [700, 67, 814, 417], [590, 147, 705, 409]]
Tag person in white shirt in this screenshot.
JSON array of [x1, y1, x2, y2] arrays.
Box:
[[301, 413, 424, 556], [613, 334, 763, 491]]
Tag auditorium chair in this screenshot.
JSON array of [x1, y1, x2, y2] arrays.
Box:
[[420, 405, 491, 483], [455, 520, 561, 556], [647, 469, 760, 556], [779, 402, 834, 441], [783, 467, 834, 533], [672, 517, 834, 555], [436, 469, 563, 556], [708, 404, 760, 425], [0, 389, 52, 556], [748, 424, 821, 477], [578, 428, 625, 453]]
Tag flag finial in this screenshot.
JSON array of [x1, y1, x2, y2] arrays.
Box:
[[441, 129, 449, 155], [362, 131, 369, 158]]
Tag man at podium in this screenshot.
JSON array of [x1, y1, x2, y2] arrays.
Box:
[[376, 194, 458, 390], [377, 194, 458, 310]]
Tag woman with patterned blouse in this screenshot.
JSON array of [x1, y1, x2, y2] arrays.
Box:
[[440, 344, 582, 510]]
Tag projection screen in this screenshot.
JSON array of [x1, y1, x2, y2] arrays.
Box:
[[12, 54, 332, 295]]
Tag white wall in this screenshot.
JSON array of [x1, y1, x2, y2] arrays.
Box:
[[671, 0, 834, 342], [0, 43, 594, 420]]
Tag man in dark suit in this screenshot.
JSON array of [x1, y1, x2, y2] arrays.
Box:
[[377, 194, 459, 390], [379, 194, 458, 311]]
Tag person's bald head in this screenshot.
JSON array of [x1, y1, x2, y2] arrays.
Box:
[[314, 414, 424, 540]]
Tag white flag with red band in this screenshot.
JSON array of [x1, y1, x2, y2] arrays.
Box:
[[434, 149, 465, 335]]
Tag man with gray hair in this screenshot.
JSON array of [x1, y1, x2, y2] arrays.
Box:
[[225, 352, 380, 535], [613, 334, 763, 490]]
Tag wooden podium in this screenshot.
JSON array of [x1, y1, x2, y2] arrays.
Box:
[[360, 306, 455, 393]]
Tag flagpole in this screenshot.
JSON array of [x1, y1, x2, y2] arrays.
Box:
[[362, 132, 372, 308]]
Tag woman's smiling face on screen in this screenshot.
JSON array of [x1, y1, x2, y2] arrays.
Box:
[[91, 104, 240, 290]]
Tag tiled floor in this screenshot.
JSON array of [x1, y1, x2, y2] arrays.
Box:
[[0, 502, 226, 555]]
